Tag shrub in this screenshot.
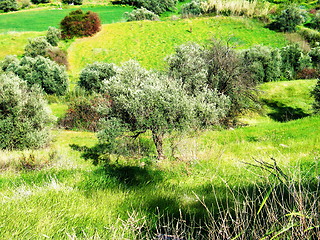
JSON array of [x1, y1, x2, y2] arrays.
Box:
[[311, 79, 320, 113], [180, 0, 203, 17], [273, 5, 307, 32], [78, 62, 117, 93], [125, 7, 159, 21], [5, 56, 68, 95], [167, 41, 258, 119], [17, 0, 31, 9], [47, 47, 69, 68], [60, 9, 101, 39], [298, 27, 320, 47], [59, 94, 111, 131], [280, 44, 304, 79], [242, 45, 282, 82], [0, 0, 18, 12], [308, 46, 320, 69], [24, 36, 52, 58], [62, 0, 83, 5], [46, 27, 61, 46], [296, 68, 319, 79], [310, 11, 320, 30], [117, 0, 177, 15], [30, 0, 49, 4], [0, 73, 53, 150]]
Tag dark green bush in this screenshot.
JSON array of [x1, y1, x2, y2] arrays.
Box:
[[311, 79, 320, 113], [117, 0, 177, 15], [62, 0, 83, 5], [0, 73, 53, 150], [242, 45, 282, 82], [308, 46, 320, 69], [0, 0, 17, 12], [78, 62, 117, 93], [298, 27, 320, 47], [180, 0, 202, 17], [273, 5, 307, 32], [30, 0, 49, 4], [60, 9, 101, 39], [280, 44, 304, 79], [5, 56, 68, 95], [125, 7, 159, 21]]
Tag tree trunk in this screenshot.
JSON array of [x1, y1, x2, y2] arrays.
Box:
[[152, 131, 165, 160]]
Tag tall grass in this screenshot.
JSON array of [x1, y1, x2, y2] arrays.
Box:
[[202, 0, 272, 17]]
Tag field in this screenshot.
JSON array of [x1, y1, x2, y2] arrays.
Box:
[[0, 5, 132, 32], [68, 16, 288, 77], [0, 80, 319, 238]]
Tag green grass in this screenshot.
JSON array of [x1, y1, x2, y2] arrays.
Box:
[[0, 5, 132, 32], [68, 16, 288, 78], [0, 79, 319, 238], [0, 31, 43, 59]]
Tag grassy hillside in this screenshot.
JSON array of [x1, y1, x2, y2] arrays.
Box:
[[0, 31, 43, 59], [68, 16, 288, 78], [0, 5, 132, 32], [1, 80, 318, 238]]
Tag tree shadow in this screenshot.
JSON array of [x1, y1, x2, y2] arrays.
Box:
[[262, 99, 309, 122]]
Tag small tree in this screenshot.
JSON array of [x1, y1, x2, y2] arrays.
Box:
[[60, 9, 101, 39], [46, 27, 61, 47], [5, 56, 68, 95], [0, 73, 53, 150], [78, 62, 117, 93], [98, 60, 229, 160], [273, 5, 307, 32]]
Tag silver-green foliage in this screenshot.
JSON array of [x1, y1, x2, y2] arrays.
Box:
[[0, 73, 53, 150], [46, 27, 61, 47], [180, 0, 203, 16], [99, 60, 230, 159], [5, 55, 68, 95], [78, 62, 117, 93], [24, 36, 52, 58], [125, 7, 160, 21]]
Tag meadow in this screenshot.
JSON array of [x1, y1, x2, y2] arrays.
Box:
[[0, 80, 319, 239], [68, 16, 288, 78]]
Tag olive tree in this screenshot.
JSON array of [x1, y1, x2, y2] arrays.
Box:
[[0, 73, 53, 150], [99, 60, 230, 160], [4, 55, 68, 95]]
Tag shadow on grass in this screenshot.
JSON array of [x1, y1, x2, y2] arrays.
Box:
[[262, 99, 309, 122]]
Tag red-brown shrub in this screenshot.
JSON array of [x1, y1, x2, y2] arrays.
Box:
[[60, 9, 101, 39], [296, 68, 319, 79]]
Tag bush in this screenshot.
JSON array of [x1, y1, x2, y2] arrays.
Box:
[[17, 0, 31, 9], [311, 79, 320, 113], [117, 0, 177, 15], [30, 0, 49, 4], [59, 94, 111, 131], [280, 44, 304, 79], [78, 62, 117, 93], [46, 27, 61, 46], [62, 0, 83, 5], [24, 37, 52, 58], [5, 56, 68, 95], [125, 7, 159, 21], [0, 73, 53, 150], [298, 27, 320, 47], [273, 5, 307, 32], [0, 0, 18, 12], [242, 45, 282, 82], [308, 46, 320, 69], [60, 9, 101, 39], [296, 68, 319, 79], [47, 47, 69, 68], [180, 0, 203, 17]]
